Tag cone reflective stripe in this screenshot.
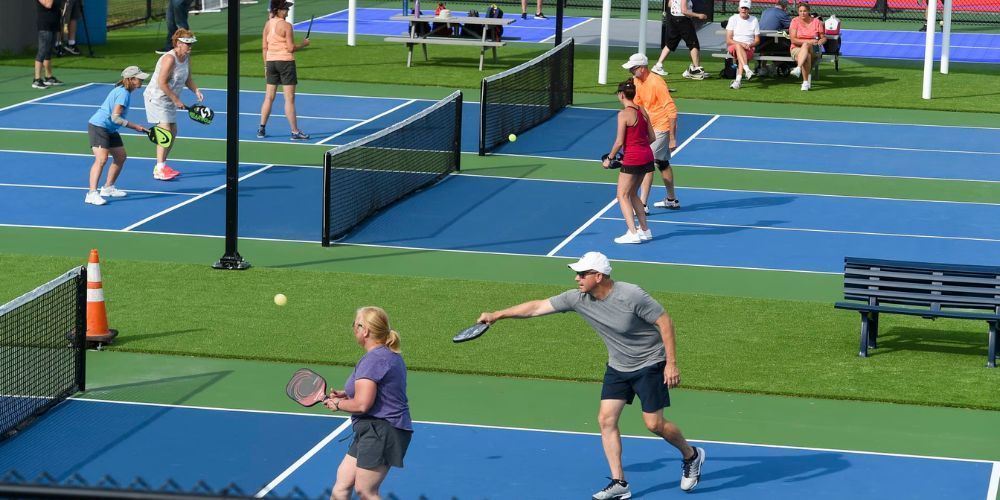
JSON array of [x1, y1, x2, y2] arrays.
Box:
[[85, 249, 117, 345]]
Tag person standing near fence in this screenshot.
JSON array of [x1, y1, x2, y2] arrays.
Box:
[[158, 0, 192, 54], [257, 0, 311, 141], [33, 0, 65, 89]]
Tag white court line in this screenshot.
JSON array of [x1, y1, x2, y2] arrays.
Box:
[[255, 418, 353, 498], [30, 102, 365, 122], [66, 397, 997, 465], [0, 182, 195, 196], [667, 162, 1000, 185], [82, 82, 436, 102], [0, 126, 328, 147], [598, 217, 1000, 243], [540, 17, 596, 44], [988, 462, 1000, 500], [545, 114, 721, 257], [0, 82, 96, 114], [316, 99, 418, 145], [0, 148, 323, 169], [121, 165, 274, 231], [696, 136, 1000, 156], [849, 40, 1000, 50]]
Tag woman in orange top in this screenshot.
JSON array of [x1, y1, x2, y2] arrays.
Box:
[[258, 0, 311, 140]]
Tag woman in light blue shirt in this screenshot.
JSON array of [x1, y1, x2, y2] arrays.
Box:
[[85, 66, 150, 206]]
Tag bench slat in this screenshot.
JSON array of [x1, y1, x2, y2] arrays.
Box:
[[846, 267, 1000, 286], [844, 277, 1000, 298], [844, 288, 1000, 307], [834, 302, 1000, 320], [384, 36, 505, 47]]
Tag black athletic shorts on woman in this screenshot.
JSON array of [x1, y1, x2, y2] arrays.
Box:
[[621, 162, 655, 176], [348, 417, 413, 469], [664, 15, 700, 51], [601, 361, 671, 412], [88, 123, 124, 149], [265, 60, 298, 86]]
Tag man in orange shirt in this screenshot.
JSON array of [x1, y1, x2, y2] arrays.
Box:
[[622, 53, 681, 211]]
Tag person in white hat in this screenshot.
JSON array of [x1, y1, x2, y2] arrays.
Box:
[[476, 252, 706, 498], [144, 28, 204, 181], [84, 66, 151, 206], [725, 0, 761, 89], [650, 0, 708, 80]]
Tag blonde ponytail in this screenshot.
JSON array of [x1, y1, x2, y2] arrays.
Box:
[[356, 306, 401, 353], [385, 330, 401, 353]]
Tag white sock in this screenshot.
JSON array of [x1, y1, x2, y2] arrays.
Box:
[[736, 74, 743, 83], [155, 162, 165, 170], [744, 64, 751, 73], [69, 39, 76, 45]]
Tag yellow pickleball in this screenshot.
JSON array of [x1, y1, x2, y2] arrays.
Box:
[[274, 293, 287, 306], [508, 133, 517, 142]]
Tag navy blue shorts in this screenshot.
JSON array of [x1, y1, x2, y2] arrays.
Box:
[[601, 361, 670, 413]]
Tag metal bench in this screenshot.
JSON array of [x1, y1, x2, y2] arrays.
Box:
[[384, 36, 506, 71], [834, 257, 1000, 367]]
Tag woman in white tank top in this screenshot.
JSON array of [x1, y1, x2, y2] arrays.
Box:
[[143, 28, 204, 181], [257, 0, 311, 141]]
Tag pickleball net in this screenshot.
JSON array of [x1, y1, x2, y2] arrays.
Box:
[[479, 38, 574, 155], [0, 268, 86, 441], [322, 90, 463, 245]]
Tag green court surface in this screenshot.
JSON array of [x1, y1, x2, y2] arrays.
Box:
[[1, 2, 999, 496]]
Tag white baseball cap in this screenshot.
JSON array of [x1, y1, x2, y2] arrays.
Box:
[[739, 0, 752, 8], [121, 66, 149, 79], [568, 252, 613, 276], [621, 53, 649, 70]]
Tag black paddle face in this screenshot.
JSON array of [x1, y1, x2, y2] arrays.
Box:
[[187, 104, 214, 125], [600, 153, 622, 169], [452, 322, 490, 343]]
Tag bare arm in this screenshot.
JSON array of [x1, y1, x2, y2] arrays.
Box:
[[284, 20, 310, 52], [725, 29, 736, 47], [655, 312, 680, 388], [680, 1, 707, 20], [111, 104, 147, 133], [262, 23, 269, 62], [38, 0, 54, 9], [604, 109, 629, 167], [325, 378, 376, 414], [478, 299, 556, 324]]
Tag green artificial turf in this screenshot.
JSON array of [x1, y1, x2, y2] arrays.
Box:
[[4, 252, 998, 410]]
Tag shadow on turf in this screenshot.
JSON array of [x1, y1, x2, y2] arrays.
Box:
[[112, 328, 206, 346], [627, 451, 851, 497], [865, 326, 987, 358]]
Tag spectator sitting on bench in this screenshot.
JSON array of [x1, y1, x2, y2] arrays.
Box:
[[725, 0, 760, 89], [789, 3, 825, 91], [760, 0, 791, 31]]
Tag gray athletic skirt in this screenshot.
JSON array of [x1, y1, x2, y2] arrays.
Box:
[[347, 417, 413, 469]]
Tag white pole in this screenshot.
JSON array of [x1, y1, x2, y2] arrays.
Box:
[[920, 0, 937, 99], [941, 0, 952, 74], [288, 3, 295, 24], [639, 0, 649, 54], [599, 0, 611, 84], [348, 0, 357, 46]]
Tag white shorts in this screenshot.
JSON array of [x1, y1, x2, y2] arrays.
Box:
[[144, 95, 177, 124], [651, 131, 672, 163]]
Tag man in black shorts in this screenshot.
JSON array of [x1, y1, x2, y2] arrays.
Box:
[[477, 251, 707, 499], [651, 0, 708, 80], [33, 0, 65, 89]]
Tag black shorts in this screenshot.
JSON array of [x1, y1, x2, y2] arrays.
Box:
[[88, 123, 124, 149], [63, 0, 82, 23], [664, 16, 700, 52], [265, 60, 298, 86], [601, 361, 671, 413], [36, 30, 57, 62], [621, 162, 655, 175], [347, 417, 413, 469]]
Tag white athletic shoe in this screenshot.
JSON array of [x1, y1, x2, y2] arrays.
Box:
[[651, 63, 668, 76], [680, 447, 706, 492], [639, 228, 652, 241], [84, 191, 107, 206], [653, 198, 681, 209], [614, 230, 641, 244], [592, 478, 631, 500], [730, 80, 741, 89], [743, 65, 754, 80], [801, 81, 811, 91], [99, 185, 127, 197], [790, 65, 802, 78]]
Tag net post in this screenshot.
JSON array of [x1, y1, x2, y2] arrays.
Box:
[[568, 39, 575, 106], [555, 0, 564, 45], [74, 266, 87, 392], [454, 92, 463, 171], [478, 79, 487, 156], [214, 0, 251, 270], [322, 152, 332, 246]]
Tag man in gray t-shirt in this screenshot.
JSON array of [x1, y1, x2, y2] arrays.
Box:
[[477, 251, 707, 498]]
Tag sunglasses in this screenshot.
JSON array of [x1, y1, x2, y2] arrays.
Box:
[[575, 270, 598, 278]]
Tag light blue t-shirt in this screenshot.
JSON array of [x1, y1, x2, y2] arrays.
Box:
[[88, 86, 132, 133]]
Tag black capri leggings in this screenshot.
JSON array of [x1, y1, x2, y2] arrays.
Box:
[[36, 30, 57, 62]]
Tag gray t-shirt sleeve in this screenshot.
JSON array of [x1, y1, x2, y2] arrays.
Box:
[[548, 289, 580, 313], [631, 287, 666, 325]]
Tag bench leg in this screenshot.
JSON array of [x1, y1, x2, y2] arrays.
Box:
[[421, 43, 429, 62], [406, 43, 414, 67], [858, 311, 871, 358], [988, 321, 997, 368], [479, 47, 485, 71], [869, 312, 879, 349]]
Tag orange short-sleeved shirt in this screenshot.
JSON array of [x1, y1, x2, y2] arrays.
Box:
[[633, 73, 677, 132]]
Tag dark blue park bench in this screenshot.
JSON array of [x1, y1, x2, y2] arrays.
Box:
[[834, 257, 1000, 368]]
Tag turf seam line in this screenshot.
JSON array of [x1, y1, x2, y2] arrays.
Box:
[[0, 82, 94, 114], [31, 102, 366, 122], [0, 182, 197, 196]]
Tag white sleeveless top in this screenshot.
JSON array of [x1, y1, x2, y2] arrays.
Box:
[[669, 0, 693, 17], [143, 51, 190, 105]]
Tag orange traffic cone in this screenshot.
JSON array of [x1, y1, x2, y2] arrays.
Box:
[[86, 249, 118, 347]]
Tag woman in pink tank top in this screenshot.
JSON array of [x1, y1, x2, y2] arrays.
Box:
[[258, 0, 311, 140], [603, 78, 655, 244]]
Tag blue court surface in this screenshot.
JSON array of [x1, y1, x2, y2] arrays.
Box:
[[840, 29, 1000, 63], [0, 399, 994, 499], [292, 7, 589, 43]]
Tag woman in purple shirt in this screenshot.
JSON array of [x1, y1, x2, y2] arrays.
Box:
[[325, 306, 412, 500]]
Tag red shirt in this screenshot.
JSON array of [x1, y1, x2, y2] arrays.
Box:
[[623, 106, 654, 166]]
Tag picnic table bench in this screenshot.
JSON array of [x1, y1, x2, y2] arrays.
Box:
[[386, 14, 514, 71], [713, 30, 840, 76], [834, 257, 1000, 367]]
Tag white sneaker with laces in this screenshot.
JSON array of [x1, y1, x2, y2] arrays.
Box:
[[651, 63, 668, 76], [99, 185, 127, 197], [642, 203, 649, 215], [653, 199, 681, 209], [801, 81, 810, 91], [743, 65, 754, 80], [84, 191, 107, 206], [680, 447, 706, 492], [614, 230, 641, 244], [790, 65, 802, 78], [639, 228, 652, 241], [592, 478, 631, 500], [730, 80, 741, 89]]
